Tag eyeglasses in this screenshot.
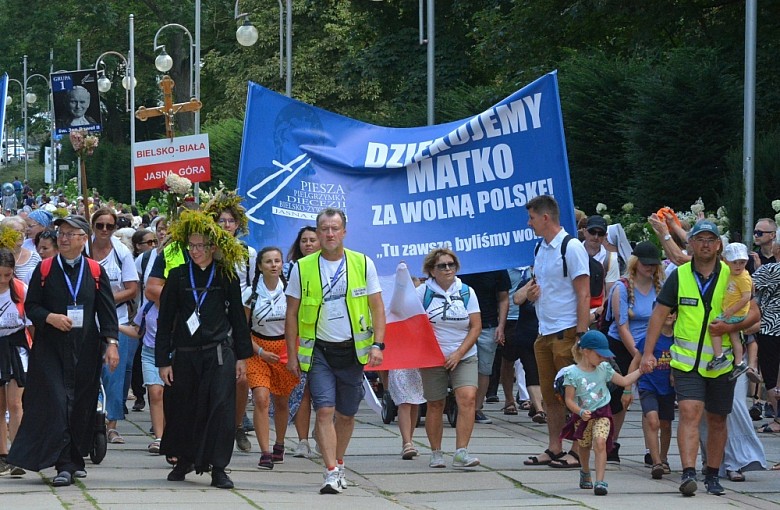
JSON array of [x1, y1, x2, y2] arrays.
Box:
[[94, 222, 116, 231], [140, 239, 158, 247], [188, 243, 212, 252], [754, 230, 775, 237], [217, 218, 236, 225], [58, 232, 86, 239], [587, 229, 606, 237], [435, 262, 457, 271], [692, 237, 719, 245]]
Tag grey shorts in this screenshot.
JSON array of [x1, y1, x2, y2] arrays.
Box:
[[308, 346, 365, 416], [639, 390, 676, 422], [672, 368, 735, 416], [476, 327, 498, 375], [420, 355, 478, 401]]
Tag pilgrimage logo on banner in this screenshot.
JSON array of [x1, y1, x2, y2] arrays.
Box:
[[0, 73, 7, 146], [237, 71, 576, 274]]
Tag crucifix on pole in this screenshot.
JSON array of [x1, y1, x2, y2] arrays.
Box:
[[135, 75, 201, 139]]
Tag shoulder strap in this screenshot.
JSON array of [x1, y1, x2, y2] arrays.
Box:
[[560, 234, 572, 278], [459, 284, 471, 307], [422, 286, 435, 310], [86, 258, 102, 289], [40, 257, 54, 286], [141, 249, 152, 276]]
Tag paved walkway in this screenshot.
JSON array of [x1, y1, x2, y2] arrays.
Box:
[[2, 394, 779, 509]]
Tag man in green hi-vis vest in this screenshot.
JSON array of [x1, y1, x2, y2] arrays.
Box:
[[642, 220, 759, 498], [285, 208, 386, 495]]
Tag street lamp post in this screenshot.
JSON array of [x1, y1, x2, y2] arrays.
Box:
[[5, 79, 22, 168], [22, 55, 51, 180], [235, 0, 292, 97], [153, 0, 201, 200], [93, 45, 136, 204]]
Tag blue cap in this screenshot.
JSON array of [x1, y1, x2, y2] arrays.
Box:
[[578, 330, 615, 358], [689, 220, 719, 239]]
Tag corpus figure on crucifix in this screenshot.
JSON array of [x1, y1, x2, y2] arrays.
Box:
[[135, 75, 202, 139]]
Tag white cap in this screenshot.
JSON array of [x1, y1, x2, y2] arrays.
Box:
[[723, 242, 748, 262]]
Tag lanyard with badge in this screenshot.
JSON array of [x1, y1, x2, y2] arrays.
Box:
[[186, 261, 216, 335], [324, 257, 345, 320], [58, 256, 85, 328], [694, 272, 715, 297]]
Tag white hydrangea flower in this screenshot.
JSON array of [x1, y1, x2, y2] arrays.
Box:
[[602, 214, 611, 223], [165, 173, 192, 195], [775, 212, 780, 225], [596, 203, 607, 214], [622, 202, 634, 213], [716, 206, 728, 219], [772, 199, 780, 213], [690, 198, 705, 215]]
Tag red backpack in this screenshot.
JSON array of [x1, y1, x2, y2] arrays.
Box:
[[40, 256, 102, 290], [11, 278, 32, 349]]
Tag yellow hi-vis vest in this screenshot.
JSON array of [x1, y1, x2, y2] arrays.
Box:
[[671, 261, 731, 377], [162, 243, 186, 278], [296, 249, 374, 372]]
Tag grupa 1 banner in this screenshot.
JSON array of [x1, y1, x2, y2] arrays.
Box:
[[237, 71, 576, 275]]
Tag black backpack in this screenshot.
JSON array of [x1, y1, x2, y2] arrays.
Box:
[[535, 234, 605, 307]]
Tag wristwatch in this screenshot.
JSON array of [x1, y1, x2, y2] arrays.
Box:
[[663, 234, 672, 241], [107, 338, 119, 346], [371, 342, 385, 351]]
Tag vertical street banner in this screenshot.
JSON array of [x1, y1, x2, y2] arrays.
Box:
[[237, 71, 576, 275], [51, 69, 102, 135], [0, 73, 7, 146]]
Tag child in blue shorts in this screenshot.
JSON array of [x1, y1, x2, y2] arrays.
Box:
[[630, 310, 676, 479]]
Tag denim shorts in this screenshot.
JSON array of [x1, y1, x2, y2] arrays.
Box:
[[141, 345, 165, 387], [308, 345, 365, 416], [476, 326, 498, 375]]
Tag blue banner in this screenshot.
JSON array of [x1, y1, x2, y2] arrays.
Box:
[[0, 73, 7, 147], [237, 71, 576, 275]]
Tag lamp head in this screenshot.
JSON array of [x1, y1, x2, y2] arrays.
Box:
[[155, 50, 173, 73], [236, 19, 259, 47]]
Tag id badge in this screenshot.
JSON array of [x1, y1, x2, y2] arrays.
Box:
[[67, 305, 84, 328], [186, 310, 201, 335]]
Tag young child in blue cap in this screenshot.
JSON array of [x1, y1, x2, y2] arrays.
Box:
[[560, 330, 643, 496]]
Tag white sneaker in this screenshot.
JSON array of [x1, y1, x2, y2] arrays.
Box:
[[294, 439, 311, 458], [337, 463, 349, 489], [452, 448, 480, 468], [320, 468, 342, 494], [429, 450, 446, 468]]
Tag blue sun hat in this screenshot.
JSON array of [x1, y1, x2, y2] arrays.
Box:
[[578, 330, 615, 358]]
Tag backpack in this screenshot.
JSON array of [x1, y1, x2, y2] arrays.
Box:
[[40, 256, 103, 290], [535, 234, 605, 308], [11, 279, 32, 349], [597, 277, 629, 335], [422, 284, 471, 311]]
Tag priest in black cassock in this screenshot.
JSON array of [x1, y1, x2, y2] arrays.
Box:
[[8, 215, 119, 487], [155, 210, 252, 489]]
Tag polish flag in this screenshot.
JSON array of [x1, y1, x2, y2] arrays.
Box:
[[368, 262, 444, 371]]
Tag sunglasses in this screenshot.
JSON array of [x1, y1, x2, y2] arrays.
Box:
[[140, 239, 158, 247], [587, 229, 606, 237], [754, 230, 775, 237], [435, 262, 457, 271], [94, 222, 116, 231]]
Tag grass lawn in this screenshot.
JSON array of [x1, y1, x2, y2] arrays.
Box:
[[0, 159, 70, 192]]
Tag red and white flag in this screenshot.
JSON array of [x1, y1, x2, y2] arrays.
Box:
[[368, 262, 444, 371]]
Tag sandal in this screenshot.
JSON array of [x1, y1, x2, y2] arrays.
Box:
[[772, 463, 780, 471], [651, 463, 664, 479], [746, 367, 763, 384], [532, 411, 547, 424], [579, 470, 593, 489], [662, 461, 671, 474], [523, 448, 564, 466], [549, 451, 581, 469], [756, 420, 780, 434], [52, 471, 73, 487], [107, 429, 125, 444], [401, 442, 418, 460], [594, 480, 608, 496], [166, 456, 178, 466], [148, 438, 161, 454], [727, 470, 745, 482], [518, 400, 531, 411], [502, 402, 518, 415]]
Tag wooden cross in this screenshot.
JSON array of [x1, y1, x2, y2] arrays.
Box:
[[135, 75, 202, 139]]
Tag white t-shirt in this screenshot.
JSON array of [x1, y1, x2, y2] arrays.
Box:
[[235, 244, 257, 295], [135, 249, 159, 308], [593, 247, 620, 284], [0, 286, 28, 336], [96, 239, 139, 323], [286, 253, 381, 342], [533, 229, 590, 335], [417, 278, 480, 358], [242, 278, 286, 337]]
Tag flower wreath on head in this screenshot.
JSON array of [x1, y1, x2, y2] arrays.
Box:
[[201, 184, 249, 238], [0, 225, 22, 251], [167, 210, 247, 280]]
